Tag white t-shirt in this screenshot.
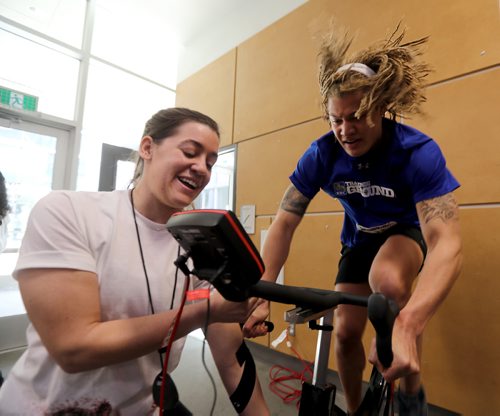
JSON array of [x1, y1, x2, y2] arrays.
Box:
[[0, 190, 207, 415]]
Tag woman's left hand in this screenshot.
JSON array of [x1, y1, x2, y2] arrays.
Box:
[[368, 315, 420, 382]]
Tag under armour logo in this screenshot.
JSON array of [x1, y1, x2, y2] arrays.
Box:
[[357, 162, 370, 170]]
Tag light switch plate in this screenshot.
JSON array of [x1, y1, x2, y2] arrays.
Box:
[[240, 204, 255, 234]]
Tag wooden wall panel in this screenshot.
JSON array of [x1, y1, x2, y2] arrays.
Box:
[[266, 207, 500, 414], [233, 1, 325, 142], [404, 0, 500, 82], [246, 216, 273, 348], [421, 207, 500, 414], [268, 213, 375, 380], [233, 0, 499, 142], [175, 49, 236, 147], [318, 0, 500, 83], [411, 68, 500, 204], [236, 118, 342, 216], [176, 0, 499, 412], [269, 214, 343, 360], [282, 214, 343, 289]]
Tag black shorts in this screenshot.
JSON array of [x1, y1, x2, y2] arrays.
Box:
[[335, 225, 427, 285]]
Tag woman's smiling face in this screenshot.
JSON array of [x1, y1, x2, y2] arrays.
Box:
[[142, 121, 219, 211], [327, 90, 384, 158]]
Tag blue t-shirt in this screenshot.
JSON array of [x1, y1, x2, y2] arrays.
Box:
[[290, 118, 460, 247]]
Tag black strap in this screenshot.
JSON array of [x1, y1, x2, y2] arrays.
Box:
[[229, 342, 256, 414]]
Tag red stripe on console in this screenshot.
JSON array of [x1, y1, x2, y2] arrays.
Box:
[[173, 210, 265, 275], [222, 211, 265, 275]]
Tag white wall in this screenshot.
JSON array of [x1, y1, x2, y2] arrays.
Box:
[[176, 0, 307, 83]]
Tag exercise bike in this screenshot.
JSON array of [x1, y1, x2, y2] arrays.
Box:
[[166, 209, 399, 415]]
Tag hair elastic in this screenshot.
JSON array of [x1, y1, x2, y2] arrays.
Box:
[[336, 62, 376, 77]]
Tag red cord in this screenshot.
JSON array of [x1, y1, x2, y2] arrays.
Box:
[[268, 331, 314, 409], [159, 275, 191, 415], [389, 382, 395, 416]]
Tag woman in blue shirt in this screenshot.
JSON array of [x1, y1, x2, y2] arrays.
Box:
[[244, 27, 462, 416]]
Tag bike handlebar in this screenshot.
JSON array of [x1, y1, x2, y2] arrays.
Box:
[[248, 280, 399, 368], [367, 293, 400, 367], [248, 280, 368, 309], [165, 209, 399, 368]]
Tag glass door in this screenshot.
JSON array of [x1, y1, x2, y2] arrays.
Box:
[[0, 117, 70, 358], [98, 143, 136, 191]]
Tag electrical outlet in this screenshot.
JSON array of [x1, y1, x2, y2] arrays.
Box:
[[288, 323, 295, 337]]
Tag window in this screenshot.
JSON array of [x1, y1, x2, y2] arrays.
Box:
[[194, 146, 236, 211], [77, 59, 175, 191], [92, 0, 180, 88], [0, 29, 80, 120], [98, 143, 136, 191], [0, 121, 69, 317], [0, 0, 86, 48]]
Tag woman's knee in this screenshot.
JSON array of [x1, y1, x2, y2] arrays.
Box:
[[369, 267, 412, 307], [369, 235, 423, 305], [334, 307, 366, 346]]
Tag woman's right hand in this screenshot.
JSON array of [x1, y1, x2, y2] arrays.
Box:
[[209, 290, 260, 324], [241, 300, 270, 338]]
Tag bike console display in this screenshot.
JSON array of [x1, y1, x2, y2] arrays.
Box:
[[166, 209, 264, 301]]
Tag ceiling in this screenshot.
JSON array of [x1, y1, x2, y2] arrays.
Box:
[[0, 0, 307, 81], [161, 0, 306, 43], [150, 0, 308, 81]]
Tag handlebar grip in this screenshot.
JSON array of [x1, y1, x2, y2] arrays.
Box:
[[264, 320, 274, 332], [367, 293, 399, 368], [239, 320, 274, 333]]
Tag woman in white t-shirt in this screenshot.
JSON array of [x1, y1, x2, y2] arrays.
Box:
[[0, 108, 270, 415]]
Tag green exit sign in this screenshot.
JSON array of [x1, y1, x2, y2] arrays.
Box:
[[0, 87, 38, 112]]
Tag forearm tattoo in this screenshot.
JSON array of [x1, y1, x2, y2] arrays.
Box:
[[419, 193, 459, 224], [280, 185, 310, 216]]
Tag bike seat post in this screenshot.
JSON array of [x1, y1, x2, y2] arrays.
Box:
[[297, 309, 336, 416], [312, 309, 334, 386]]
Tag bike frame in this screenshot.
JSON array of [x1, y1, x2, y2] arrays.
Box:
[[284, 304, 393, 416], [166, 209, 398, 415]]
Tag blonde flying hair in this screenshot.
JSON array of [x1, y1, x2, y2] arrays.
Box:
[[318, 23, 431, 126]]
